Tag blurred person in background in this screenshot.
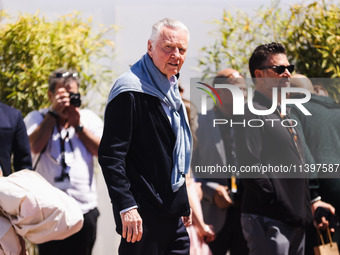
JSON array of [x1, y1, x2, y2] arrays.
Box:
[[192, 68, 249, 255], [24, 68, 103, 255], [184, 98, 215, 255], [290, 74, 339, 254]]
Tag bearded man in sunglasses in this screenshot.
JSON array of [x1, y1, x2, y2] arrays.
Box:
[[24, 68, 103, 255], [234, 42, 313, 255]]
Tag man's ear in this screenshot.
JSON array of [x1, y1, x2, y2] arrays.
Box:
[[254, 69, 262, 78], [48, 90, 53, 102], [147, 40, 153, 57]]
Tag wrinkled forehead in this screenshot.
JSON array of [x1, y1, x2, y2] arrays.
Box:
[[158, 27, 188, 46]]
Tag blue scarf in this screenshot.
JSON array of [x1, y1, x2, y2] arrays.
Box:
[[107, 53, 192, 192]]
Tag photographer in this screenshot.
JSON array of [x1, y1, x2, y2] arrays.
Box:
[[24, 68, 103, 255]]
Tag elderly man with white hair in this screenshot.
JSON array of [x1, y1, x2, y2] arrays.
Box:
[[99, 18, 192, 255]]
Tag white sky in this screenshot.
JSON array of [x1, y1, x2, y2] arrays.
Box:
[[0, 0, 317, 98]]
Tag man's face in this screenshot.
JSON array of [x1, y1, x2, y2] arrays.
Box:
[[55, 79, 79, 94], [48, 79, 79, 103], [255, 53, 292, 95], [148, 26, 188, 79]]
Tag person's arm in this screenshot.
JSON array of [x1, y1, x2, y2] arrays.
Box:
[[66, 107, 101, 157], [98, 92, 142, 243], [198, 180, 233, 209], [12, 111, 32, 171], [28, 87, 69, 154], [28, 112, 57, 154], [186, 177, 215, 242], [75, 127, 100, 156]]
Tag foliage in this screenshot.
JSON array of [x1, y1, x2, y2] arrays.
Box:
[[285, 1, 340, 100], [198, 0, 288, 77], [199, 1, 340, 101], [0, 11, 116, 116]]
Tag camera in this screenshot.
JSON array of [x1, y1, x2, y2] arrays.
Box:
[[69, 92, 81, 107]]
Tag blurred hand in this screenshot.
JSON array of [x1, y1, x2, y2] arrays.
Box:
[[66, 106, 81, 128], [197, 224, 215, 243], [120, 208, 143, 243], [214, 185, 233, 209], [182, 209, 192, 228], [311, 200, 336, 232], [50, 88, 70, 119]]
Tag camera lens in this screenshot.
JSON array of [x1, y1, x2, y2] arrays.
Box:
[[69, 92, 81, 107]]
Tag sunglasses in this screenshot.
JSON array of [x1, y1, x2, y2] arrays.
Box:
[[258, 65, 294, 75], [54, 72, 78, 78]]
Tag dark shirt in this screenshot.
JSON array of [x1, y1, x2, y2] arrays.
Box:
[[0, 102, 32, 176], [235, 91, 312, 227], [98, 92, 190, 234]]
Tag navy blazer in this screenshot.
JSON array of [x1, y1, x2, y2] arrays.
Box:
[[98, 92, 190, 234], [0, 102, 32, 176]]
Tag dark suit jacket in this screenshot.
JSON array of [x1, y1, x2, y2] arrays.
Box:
[[98, 92, 190, 234], [0, 102, 32, 176], [235, 91, 312, 227]]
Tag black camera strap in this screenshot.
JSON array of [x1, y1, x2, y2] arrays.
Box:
[[54, 126, 71, 182]]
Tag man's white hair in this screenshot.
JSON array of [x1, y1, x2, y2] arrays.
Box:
[[149, 18, 190, 46]]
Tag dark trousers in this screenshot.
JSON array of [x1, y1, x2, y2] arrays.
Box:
[[38, 207, 100, 255], [119, 213, 190, 255], [209, 206, 249, 255], [241, 213, 305, 255]]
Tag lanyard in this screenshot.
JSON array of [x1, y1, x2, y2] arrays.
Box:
[[276, 107, 305, 164], [54, 127, 72, 182]]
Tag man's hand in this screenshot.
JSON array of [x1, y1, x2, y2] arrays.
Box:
[[50, 88, 70, 119], [182, 209, 192, 228], [197, 224, 215, 243], [120, 208, 143, 243], [66, 106, 81, 128], [311, 200, 336, 232], [213, 185, 233, 209]]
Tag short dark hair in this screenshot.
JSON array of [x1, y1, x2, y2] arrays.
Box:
[[48, 68, 79, 93], [249, 42, 286, 78]]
